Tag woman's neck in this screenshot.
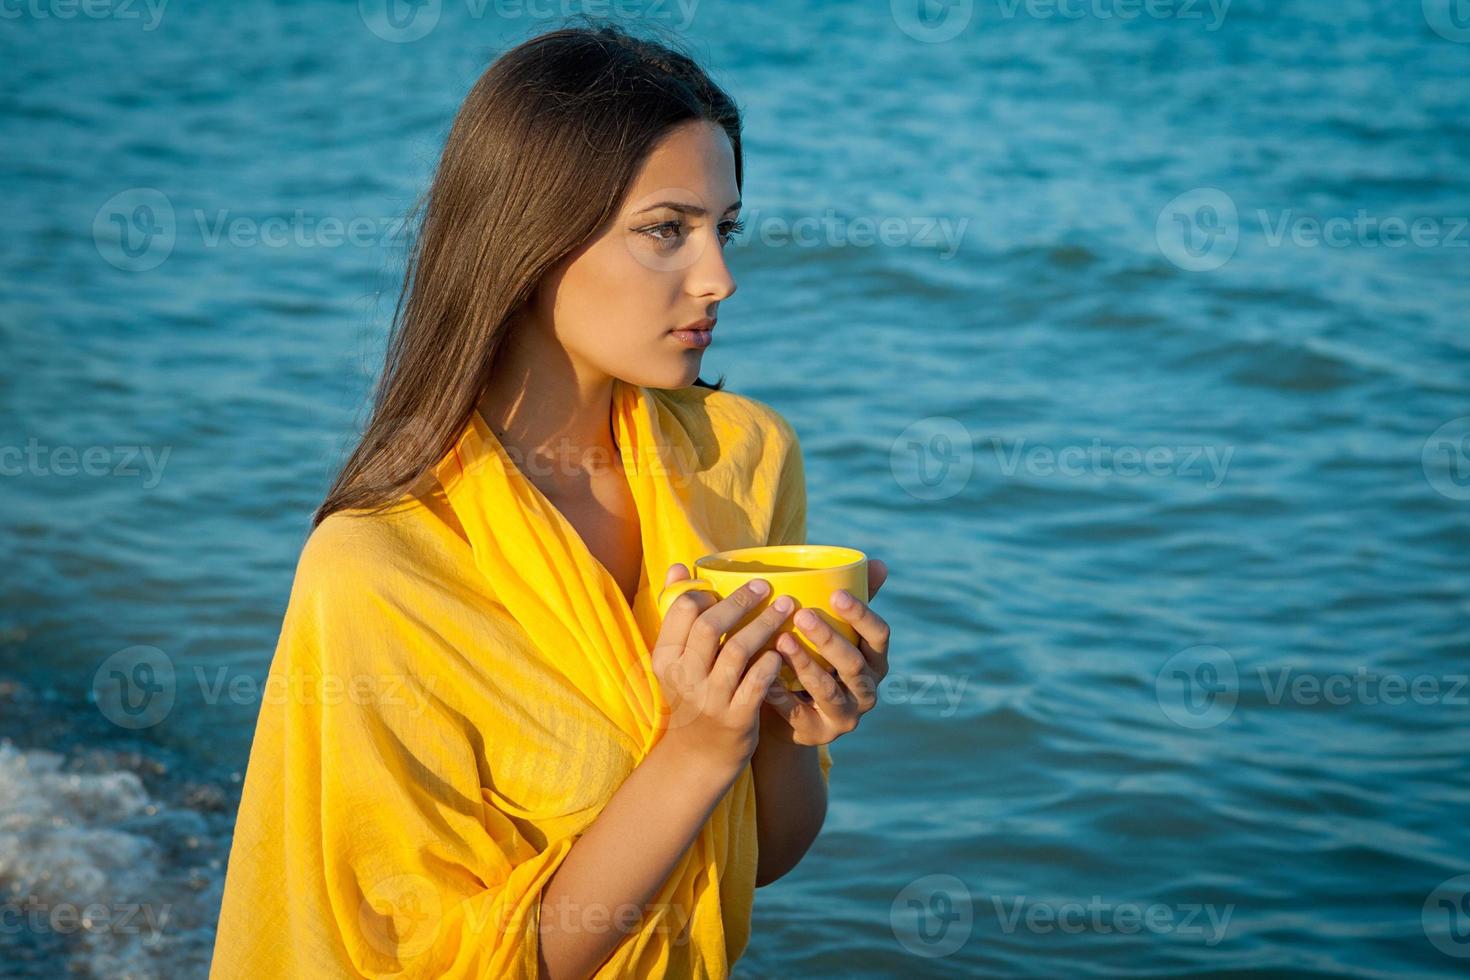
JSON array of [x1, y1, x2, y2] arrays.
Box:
[[476, 333, 622, 496]]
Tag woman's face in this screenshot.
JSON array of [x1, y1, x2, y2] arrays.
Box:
[[527, 119, 742, 390]]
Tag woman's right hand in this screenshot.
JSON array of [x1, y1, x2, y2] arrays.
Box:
[[650, 563, 794, 775]]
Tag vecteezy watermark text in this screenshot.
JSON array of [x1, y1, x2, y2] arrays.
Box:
[[889, 418, 1236, 502], [1157, 188, 1470, 272], [93, 188, 413, 272], [1156, 645, 1469, 730], [358, 0, 700, 43], [886, 874, 1234, 959], [891, 0, 1231, 43], [90, 645, 438, 729], [992, 0, 1230, 28], [991, 894, 1234, 946], [1258, 210, 1470, 250], [0, 896, 171, 941], [988, 436, 1233, 489], [727, 207, 969, 260], [0, 0, 168, 30], [0, 439, 170, 488], [1257, 666, 1468, 708]]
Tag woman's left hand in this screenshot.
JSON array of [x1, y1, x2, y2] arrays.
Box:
[[760, 558, 890, 746]]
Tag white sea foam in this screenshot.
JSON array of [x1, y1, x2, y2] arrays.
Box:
[[0, 739, 209, 980]]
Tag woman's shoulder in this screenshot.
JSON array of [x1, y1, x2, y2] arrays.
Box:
[[291, 501, 439, 603], [281, 501, 485, 668]]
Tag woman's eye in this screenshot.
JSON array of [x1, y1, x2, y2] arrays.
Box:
[[645, 220, 683, 243], [639, 217, 744, 247]]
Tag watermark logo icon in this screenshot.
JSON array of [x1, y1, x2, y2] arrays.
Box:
[[359, 0, 441, 42], [1424, 874, 1470, 958], [1424, 0, 1470, 42], [891, 0, 974, 42], [93, 188, 175, 272], [891, 417, 973, 501], [1156, 645, 1238, 729], [91, 645, 176, 729], [1156, 188, 1239, 272], [890, 874, 973, 958], [621, 186, 719, 274], [359, 873, 443, 958], [1422, 417, 1470, 501]]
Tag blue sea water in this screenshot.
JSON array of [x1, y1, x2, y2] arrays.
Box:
[[2, 1, 1468, 976]]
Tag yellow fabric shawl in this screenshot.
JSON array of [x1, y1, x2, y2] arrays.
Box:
[[209, 379, 831, 979]]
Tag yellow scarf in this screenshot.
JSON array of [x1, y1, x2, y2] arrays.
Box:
[[211, 379, 830, 979]]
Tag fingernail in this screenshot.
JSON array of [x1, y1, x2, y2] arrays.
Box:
[[833, 590, 854, 609], [773, 595, 793, 613], [750, 579, 770, 596], [796, 609, 818, 629]]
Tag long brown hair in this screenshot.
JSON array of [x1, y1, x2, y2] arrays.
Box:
[[314, 20, 737, 528]]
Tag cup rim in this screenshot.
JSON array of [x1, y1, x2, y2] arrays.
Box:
[[694, 544, 868, 576]]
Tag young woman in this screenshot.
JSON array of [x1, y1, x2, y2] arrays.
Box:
[[210, 22, 891, 980]]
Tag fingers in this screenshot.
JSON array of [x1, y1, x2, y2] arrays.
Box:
[[783, 606, 880, 711], [775, 630, 848, 706], [733, 650, 783, 723], [681, 578, 773, 676], [656, 565, 891, 728], [793, 606, 872, 679], [708, 592, 798, 704], [830, 589, 891, 676], [651, 565, 718, 673]]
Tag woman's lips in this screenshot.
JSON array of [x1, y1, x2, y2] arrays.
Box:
[[670, 328, 713, 348]]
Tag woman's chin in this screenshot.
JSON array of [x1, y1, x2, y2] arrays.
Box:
[[665, 352, 709, 385], [617, 359, 703, 391]]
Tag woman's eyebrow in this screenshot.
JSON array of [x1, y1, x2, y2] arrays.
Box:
[[634, 199, 742, 217]]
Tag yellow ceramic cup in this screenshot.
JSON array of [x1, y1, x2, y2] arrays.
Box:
[[656, 544, 869, 692]]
